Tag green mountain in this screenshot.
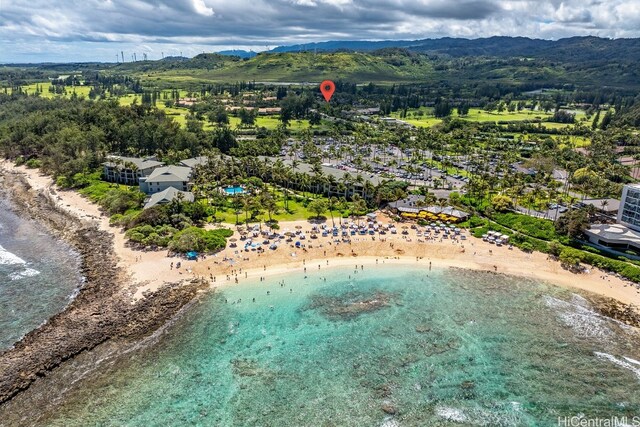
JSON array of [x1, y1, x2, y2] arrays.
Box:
[[4, 37, 640, 91], [122, 46, 640, 91]]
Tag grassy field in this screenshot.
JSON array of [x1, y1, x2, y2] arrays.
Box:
[[116, 94, 315, 131], [9, 83, 93, 99], [391, 107, 556, 128], [513, 133, 591, 147], [390, 107, 592, 135]]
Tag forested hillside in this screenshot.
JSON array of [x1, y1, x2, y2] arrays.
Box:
[[2, 37, 640, 91]]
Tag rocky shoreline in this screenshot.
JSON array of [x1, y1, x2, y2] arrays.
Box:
[[0, 170, 208, 405]]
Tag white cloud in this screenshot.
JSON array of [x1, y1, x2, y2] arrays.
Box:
[[192, 0, 215, 16], [292, 0, 318, 6], [1, 0, 639, 62]]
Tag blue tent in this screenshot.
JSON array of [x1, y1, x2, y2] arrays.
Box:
[[186, 251, 198, 260]]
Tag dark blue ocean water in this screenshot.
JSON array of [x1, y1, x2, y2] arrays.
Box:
[[0, 201, 82, 350]]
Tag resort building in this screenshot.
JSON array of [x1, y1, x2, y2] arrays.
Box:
[[139, 166, 193, 195], [617, 184, 640, 230], [388, 195, 470, 222], [179, 156, 209, 169], [103, 156, 164, 185], [585, 184, 640, 258], [585, 224, 640, 255], [144, 187, 194, 209]]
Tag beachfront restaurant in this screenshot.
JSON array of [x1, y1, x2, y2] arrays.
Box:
[[394, 205, 470, 223], [584, 223, 640, 257]]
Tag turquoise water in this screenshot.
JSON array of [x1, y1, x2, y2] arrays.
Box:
[[0, 201, 81, 350], [21, 265, 640, 426], [224, 186, 245, 195]]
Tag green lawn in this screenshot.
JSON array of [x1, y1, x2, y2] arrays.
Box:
[[215, 197, 343, 224], [77, 174, 136, 202], [463, 108, 552, 122], [116, 94, 315, 132], [9, 82, 93, 99], [391, 107, 555, 128], [514, 132, 591, 147]]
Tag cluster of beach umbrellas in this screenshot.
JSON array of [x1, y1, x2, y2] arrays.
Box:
[[482, 230, 510, 245]]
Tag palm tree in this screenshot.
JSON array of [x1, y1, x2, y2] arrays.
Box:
[[299, 173, 311, 199], [363, 181, 375, 201], [241, 194, 253, 225], [343, 173, 353, 198], [209, 191, 224, 222], [351, 195, 367, 227], [600, 199, 609, 214], [261, 193, 278, 223], [328, 196, 338, 227], [231, 196, 243, 225]]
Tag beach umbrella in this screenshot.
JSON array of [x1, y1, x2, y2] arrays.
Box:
[[229, 237, 237, 242], [285, 231, 295, 237], [295, 225, 303, 230]]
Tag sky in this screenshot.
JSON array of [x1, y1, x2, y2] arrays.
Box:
[[1, 0, 640, 63]]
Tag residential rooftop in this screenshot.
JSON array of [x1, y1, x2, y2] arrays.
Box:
[[145, 165, 192, 183], [144, 187, 194, 209], [103, 155, 164, 170]]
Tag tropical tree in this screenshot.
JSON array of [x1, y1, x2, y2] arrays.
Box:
[[327, 196, 338, 227], [491, 194, 513, 212], [308, 199, 328, 220]]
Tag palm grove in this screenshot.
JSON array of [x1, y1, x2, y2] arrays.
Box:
[[2, 78, 640, 280]]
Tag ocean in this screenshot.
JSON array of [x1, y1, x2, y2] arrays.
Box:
[[0, 200, 82, 350], [11, 262, 639, 426]]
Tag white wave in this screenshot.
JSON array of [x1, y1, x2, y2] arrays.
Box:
[[435, 405, 468, 423], [380, 418, 399, 427], [544, 295, 612, 340], [8, 267, 40, 280], [435, 403, 527, 426], [0, 245, 26, 265], [570, 293, 590, 307], [624, 356, 640, 367], [595, 352, 640, 381]]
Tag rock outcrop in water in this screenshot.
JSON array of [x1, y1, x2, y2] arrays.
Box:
[[0, 171, 207, 405], [590, 296, 640, 328], [305, 290, 395, 320]]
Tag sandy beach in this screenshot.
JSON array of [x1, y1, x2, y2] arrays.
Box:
[[3, 161, 639, 307]]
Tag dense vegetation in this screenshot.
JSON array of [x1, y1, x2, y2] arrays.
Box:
[[2, 42, 640, 275]]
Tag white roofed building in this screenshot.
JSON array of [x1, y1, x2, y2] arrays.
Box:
[[103, 156, 164, 185], [144, 187, 194, 209], [139, 165, 193, 195]]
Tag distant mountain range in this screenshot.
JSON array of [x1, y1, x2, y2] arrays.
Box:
[[216, 36, 640, 64], [7, 36, 639, 90], [217, 50, 257, 59]]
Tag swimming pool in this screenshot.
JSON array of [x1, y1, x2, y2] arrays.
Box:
[[223, 186, 245, 195]]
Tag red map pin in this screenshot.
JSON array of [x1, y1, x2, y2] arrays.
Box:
[[320, 80, 335, 102]]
